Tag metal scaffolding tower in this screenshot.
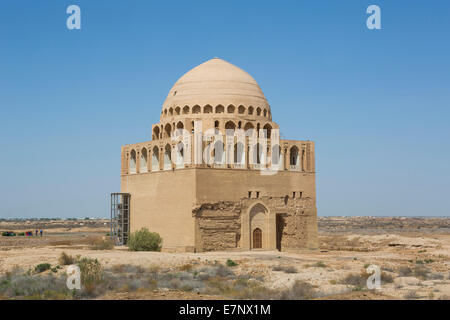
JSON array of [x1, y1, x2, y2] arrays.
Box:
[[110, 193, 130, 246]]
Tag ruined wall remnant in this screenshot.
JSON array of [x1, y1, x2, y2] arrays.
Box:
[[192, 202, 241, 251], [192, 196, 318, 252], [240, 196, 318, 251]]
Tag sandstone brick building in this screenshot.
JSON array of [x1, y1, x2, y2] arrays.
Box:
[[119, 58, 318, 252]]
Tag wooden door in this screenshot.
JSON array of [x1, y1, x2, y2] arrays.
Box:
[[253, 228, 262, 249]]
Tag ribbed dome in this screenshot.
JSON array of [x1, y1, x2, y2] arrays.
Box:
[[161, 58, 270, 117]]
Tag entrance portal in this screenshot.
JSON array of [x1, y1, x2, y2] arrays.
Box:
[[249, 203, 268, 250], [276, 214, 286, 251], [253, 228, 262, 249]]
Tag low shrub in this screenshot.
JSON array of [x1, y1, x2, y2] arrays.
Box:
[[111, 264, 145, 274], [214, 264, 234, 277], [313, 261, 327, 268], [428, 273, 444, 280], [179, 264, 193, 271], [128, 228, 162, 252], [148, 265, 160, 274], [381, 272, 394, 283], [226, 259, 238, 267], [279, 280, 316, 300], [398, 266, 412, 276], [340, 272, 368, 288], [0, 272, 74, 299], [197, 264, 234, 280], [272, 265, 297, 273], [413, 265, 428, 279], [0, 258, 324, 300], [34, 263, 51, 273], [404, 290, 420, 300]]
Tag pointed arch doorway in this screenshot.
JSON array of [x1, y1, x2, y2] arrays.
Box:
[[249, 203, 268, 249]]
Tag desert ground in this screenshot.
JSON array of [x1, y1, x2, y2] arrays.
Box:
[[0, 217, 449, 300]]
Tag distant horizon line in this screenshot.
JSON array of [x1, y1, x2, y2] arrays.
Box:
[[1, 215, 449, 220]]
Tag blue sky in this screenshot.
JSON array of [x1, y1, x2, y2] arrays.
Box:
[[1, 1, 449, 218]]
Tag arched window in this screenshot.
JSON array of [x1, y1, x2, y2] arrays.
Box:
[[204, 105, 213, 113], [153, 126, 160, 140], [152, 146, 159, 171], [244, 122, 254, 132], [263, 124, 272, 138], [175, 121, 184, 136], [248, 106, 254, 115], [164, 144, 172, 170], [271, 145, 282, 169], [182, 106, 189, 114], [213, 140, 225, 165], [290, 146, 299, 170], [263, 109, 267, 117], [255, 143, 263, 164], [256, 107, 261, 116], [175, 106, 181, 115], [225, 121, 236, 133], [238, 105, 245, 114], [164, 109, 168, 116], [192, 105, 201, 114], [227, 105, 235, 113], [175, 142, 184, 169], [301, 149, 306, 171], [215, 105, 224, 113], [129, 150, 137, 174], [169, 108, 173, 116], [140, 148, 148, 173], [234, 142, 245, 166], [164, 123, 172, 138]]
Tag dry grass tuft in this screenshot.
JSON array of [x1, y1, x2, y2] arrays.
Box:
[[404, 290, 420, 300], [312, 261, 327, 268], [340, 272, 368, 289], [48, 239, 74, 246], [90, 238, 114, 250], [279, 280, 316, 300], [397, 266, 412, 276], [77, 257, 103, 296], [179, 264, 193, 271], [413, 265, 428, 279], [272, 265, 297, 273], [58, 252, 75, 266]]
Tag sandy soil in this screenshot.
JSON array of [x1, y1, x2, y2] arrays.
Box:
[[0, 217, 449, 300]]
